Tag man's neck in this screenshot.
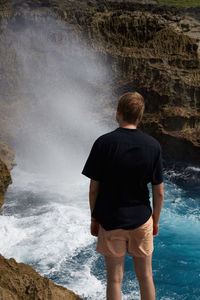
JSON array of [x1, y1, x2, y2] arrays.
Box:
[[119, 121, 137, 129]]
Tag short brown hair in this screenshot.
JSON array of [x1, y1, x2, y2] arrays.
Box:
[[117, 92, 145, 125]]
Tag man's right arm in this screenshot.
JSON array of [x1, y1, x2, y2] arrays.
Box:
[[152, 183, 164, 237]]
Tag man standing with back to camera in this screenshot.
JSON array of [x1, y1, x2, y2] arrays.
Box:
[[82, 92, 164, 300]]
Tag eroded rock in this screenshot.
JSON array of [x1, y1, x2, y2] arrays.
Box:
[[0, 254, 83, 300]]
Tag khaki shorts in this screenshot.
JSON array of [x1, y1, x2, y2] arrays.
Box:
[[96, 216, 154, 258]]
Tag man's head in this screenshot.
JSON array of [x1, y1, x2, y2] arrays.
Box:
[[116, 92, 145, 126]]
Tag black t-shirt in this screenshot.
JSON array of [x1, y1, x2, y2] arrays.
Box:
[[82, 127, 163, 230]]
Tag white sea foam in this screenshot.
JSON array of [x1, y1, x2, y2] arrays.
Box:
[[186, 166, 200, 172], [67, 257, 106, 300], [0, 176, 102, 299], [1, 170, 93, 262], [0, 215, 27, 255]]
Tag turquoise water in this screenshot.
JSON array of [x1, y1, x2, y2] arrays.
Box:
[[0, 164, 200, 299], [82, 165, 200, 299]]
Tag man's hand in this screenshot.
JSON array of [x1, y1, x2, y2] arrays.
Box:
[[152, 183, 164, 237], [153, 219, 159, 237], [90, 220, 99, 237], [89, 180, 100, 236]]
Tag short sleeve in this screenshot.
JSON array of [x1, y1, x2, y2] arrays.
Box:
[[82, 139, 104, 181], [151, 145, 163, 185]]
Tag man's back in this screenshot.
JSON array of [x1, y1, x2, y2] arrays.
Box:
[[82, 127, 163, 230]]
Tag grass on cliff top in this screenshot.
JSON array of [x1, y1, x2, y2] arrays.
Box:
[[156, 0, 200, 7]]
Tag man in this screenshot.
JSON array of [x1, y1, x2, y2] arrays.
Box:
[[82, 92, 164, 300]]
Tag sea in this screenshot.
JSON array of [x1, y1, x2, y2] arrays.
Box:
[[0, 159, 199, 300]]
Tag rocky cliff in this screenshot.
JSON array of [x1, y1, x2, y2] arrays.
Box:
[[59, 0, 199, 164], [50, 0, 200, 163], [0, 253, 82, 300], [0, 142, 15, 213], [0, 0, 200, 164]]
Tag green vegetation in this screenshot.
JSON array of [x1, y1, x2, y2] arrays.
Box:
[[156, 0, 200, 7]]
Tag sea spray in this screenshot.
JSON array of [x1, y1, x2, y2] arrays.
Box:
[[0, 13, 116, 299], [6, 15, 114, 180]]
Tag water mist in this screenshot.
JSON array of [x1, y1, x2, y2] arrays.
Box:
[[7, 15, 114, 182], [0, 14, 115, 300]]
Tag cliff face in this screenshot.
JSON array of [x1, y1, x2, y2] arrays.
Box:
[[0, 159, 12, 213], [50, 0, 200, 163], [0, 0, 200, 163], [0, 141, 14, 213]]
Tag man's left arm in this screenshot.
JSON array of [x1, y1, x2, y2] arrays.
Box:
[[89, 179, 100, 237]]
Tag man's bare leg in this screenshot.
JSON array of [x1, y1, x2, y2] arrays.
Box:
[[133, 254, 155, 300], [104, 255, 126, 300]]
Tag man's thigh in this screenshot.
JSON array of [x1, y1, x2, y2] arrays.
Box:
[[104, 255, 126, 282], [132, 254, 153, 278]]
